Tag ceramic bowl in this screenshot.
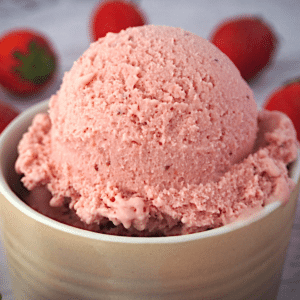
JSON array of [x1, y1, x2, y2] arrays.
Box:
[[1, 100, 300, 300]]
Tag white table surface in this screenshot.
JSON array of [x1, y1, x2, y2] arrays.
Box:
[[1, 1, 300, 299]]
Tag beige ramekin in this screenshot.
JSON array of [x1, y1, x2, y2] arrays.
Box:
[[1, 100, 300, 300]]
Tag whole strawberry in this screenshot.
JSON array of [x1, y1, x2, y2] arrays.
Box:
[[90, 0, 147, 42], [0, 100, 19, 133], [210, 16, 278, 81], [0, 28, 58, 97], [264, 79, 300, 141]]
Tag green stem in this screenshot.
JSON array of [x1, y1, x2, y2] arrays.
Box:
[[13, 39, 56, 85]]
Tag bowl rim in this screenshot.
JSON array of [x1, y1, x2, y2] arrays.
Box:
[[1, 99, 300, 244]]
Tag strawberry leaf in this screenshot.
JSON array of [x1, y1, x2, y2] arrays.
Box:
[[13, 39, 56, 85]]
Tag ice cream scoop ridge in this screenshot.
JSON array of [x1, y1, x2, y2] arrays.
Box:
[[15, 25, 298, 236]]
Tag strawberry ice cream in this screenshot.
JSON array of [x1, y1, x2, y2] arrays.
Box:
[[15, 25, 298, 236]]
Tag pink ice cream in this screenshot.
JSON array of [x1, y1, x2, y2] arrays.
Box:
[[15, 25, 298, 236]]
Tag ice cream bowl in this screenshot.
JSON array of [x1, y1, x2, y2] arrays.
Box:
[[0, 99, 300, 300]]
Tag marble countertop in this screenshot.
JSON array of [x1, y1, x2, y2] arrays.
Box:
[[1, 1, 300, 299]]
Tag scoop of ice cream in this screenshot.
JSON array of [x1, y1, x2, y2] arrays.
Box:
[[15, 25, 297, 235], [48, 25, 257, 192], [19, 108, 297, 236]]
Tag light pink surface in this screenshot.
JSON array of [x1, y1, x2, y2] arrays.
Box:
[[15, 25, 297, 236]]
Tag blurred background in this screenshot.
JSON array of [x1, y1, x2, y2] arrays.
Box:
[[0, 0, 300, 110], [1, 0, 300, 299]]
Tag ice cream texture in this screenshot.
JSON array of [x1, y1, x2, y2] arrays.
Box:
[[15, 25, 298, 236]]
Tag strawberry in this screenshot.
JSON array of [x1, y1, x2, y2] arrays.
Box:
[[264, 79, 300, 141], [0, 100, 19, 133], [210, 16, 278, 81], [0, 28, 58, 97], [90, 0, 147, 42]]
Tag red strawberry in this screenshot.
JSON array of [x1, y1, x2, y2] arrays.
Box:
[[210, 16, 278, 81], [0, 100, 19, 133], [264, 79, 300, 141], [90, 0, 147, 42], [0, 28, 58, 97]]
